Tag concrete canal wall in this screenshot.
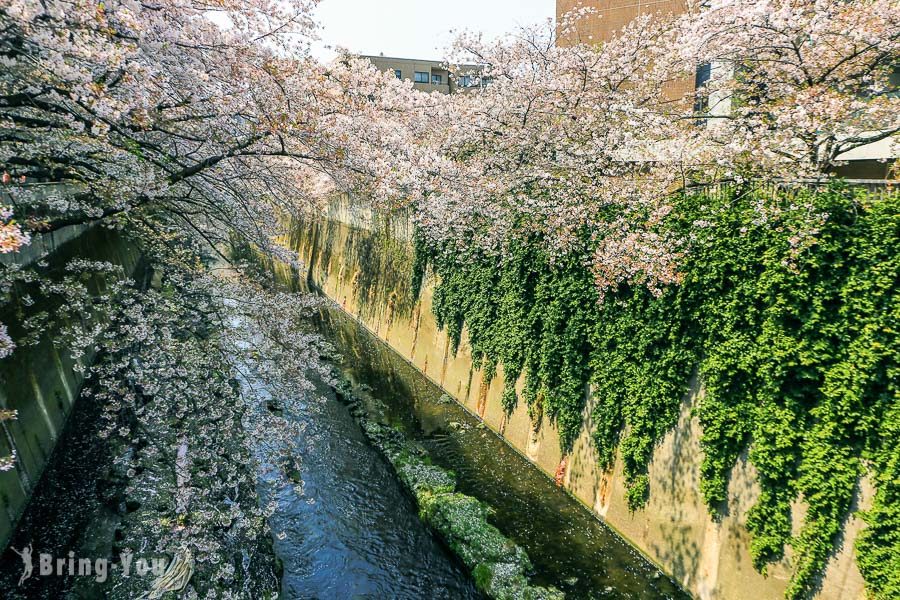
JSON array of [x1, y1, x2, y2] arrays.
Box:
[[0, 225, 142, 548], [284, 196, 868, 600]]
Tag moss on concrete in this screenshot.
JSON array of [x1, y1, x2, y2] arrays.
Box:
[[344, 391, 564, 600]]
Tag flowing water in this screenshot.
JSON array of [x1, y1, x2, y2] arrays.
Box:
[[1, 269, 689, 600], [254, 369, 479, 599], [309, 304, 690, 600]]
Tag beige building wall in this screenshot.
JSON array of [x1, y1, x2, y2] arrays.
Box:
[[557, 0, 694, 100], [283, 196, 870, 600], [558, 0, 686, 43], [363, 55, 482, 95]]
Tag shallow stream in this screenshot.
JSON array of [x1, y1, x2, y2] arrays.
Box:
[[0, 279, 689, 600], [300, 303, 689, 599]]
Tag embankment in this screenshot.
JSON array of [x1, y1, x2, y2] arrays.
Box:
[[0, 225, 143, 548], [283, 196, 868, 600]]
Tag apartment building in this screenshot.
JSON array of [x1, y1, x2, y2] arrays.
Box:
[[556, 0, 898, 177], [362, 54, 483, 95], [557, 0, 694, 100]]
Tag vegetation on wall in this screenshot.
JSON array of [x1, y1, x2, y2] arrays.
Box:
[[418, 237, 597, 451], [413, 182, 900, 599]]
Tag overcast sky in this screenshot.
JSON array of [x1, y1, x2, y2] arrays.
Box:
[[311, 0, 556, 61]]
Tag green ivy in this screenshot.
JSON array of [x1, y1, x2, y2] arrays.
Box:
[[421, 240, 596, 450], [415, 182, 900, 599]]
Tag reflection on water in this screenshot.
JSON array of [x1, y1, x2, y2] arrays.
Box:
[[254, 370, 479, 599], [313, 306, 690, 600]]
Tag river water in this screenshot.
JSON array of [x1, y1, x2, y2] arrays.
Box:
[[303, 304, 689, 600], [0, 281, 688, 600], [253, 363, 479, 599]]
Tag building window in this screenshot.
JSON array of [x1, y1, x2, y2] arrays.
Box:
[[414, 71, 429, 84], [394, 69, 402, 79], [693, 62, 712, 114], [694, 62, 712, 89], [458, 75, 472, 87], [431, 73, 442, 85]]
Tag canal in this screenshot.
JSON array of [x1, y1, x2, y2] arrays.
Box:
[[307, 300, 688, 599], [0, 272, 687, 599]]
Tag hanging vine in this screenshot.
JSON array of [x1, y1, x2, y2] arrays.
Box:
[[415, 182, 900, 600]]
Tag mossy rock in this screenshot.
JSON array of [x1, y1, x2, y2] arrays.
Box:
[[417, 491, 563, 599], [346, 382, 564, 599], [478, 561, 566, 600], [396, 458, 457, 495], [420, 492, 522, 568]]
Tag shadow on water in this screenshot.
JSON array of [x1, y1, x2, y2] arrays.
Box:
[[313, 306, 691, 600]]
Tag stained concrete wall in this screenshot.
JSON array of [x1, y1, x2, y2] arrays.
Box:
[[284, 196, 869, 600], [0, 225, 143, 548]]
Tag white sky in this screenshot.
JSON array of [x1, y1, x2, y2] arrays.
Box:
[[310, 0, 556, 61]]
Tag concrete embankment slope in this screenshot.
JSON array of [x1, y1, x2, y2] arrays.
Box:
[[0, 225, 143, 548], [283, 196, 868, 600]]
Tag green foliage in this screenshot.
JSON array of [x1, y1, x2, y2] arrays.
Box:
[[357, 419, 563, 600], [418, 182, 900, 599], [472, 563, 495, 592], [427, 241, 596, 451], [856, 404, 900, 599], [589, 282, 696, 511]]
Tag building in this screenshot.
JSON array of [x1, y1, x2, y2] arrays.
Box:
[[557, 0, 686, 46], [557, 0, 694, 100], [556, 0, 898, 177], [362, 54, 483, 95]]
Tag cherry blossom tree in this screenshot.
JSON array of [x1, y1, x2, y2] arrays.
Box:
[[0, 201, 29, 360], [20, 232, 334, 593], [0, 0, 422, 252], [682, 0, 900, 175], [0, 0, 413, 594], [381, 13, 697, 297], [389, 0, 898, 298]]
